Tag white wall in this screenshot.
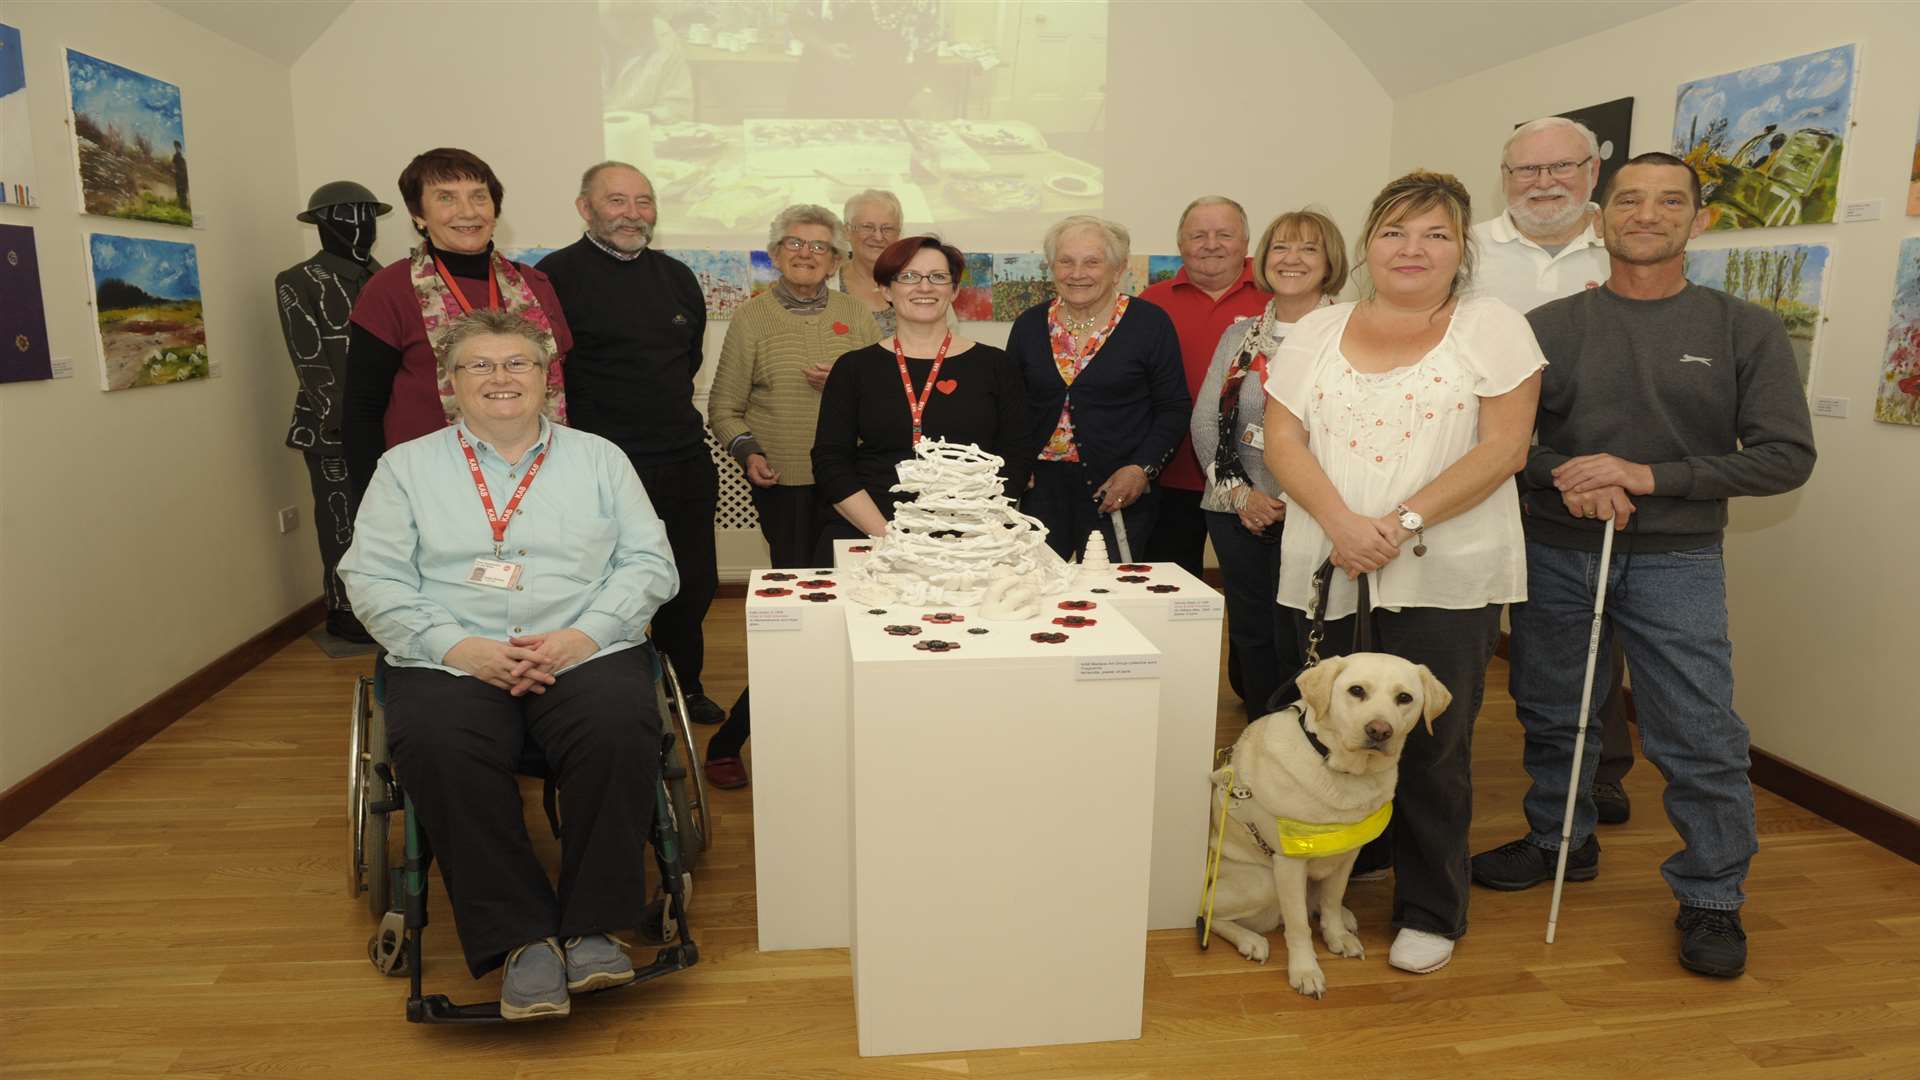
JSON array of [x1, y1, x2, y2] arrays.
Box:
[[289, 0, 1393, 576], [0, 3, 312, 789], [1390, 2, 1920, 817]]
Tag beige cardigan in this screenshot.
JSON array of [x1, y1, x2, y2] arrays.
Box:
[[707, 289, 882, 486]]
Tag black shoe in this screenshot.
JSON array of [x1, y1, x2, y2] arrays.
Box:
[[1676, 907, 1746, 977], [326, 612, 375, 644], [684, 693, 726, 726], [1470, 835, 1599, 891], [1593, 781, 1631, 825]]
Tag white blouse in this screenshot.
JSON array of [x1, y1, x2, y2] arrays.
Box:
[[1265, 296, 1546, 619]]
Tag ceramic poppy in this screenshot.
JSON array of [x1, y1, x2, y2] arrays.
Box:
[[762, 572, 798, 582], [1147, 584, 1180, 593], [799, 592, 837, 602], [922, 612, 965, 624], [754, 588, 792, 598], [1057, 600, 1097, 611], [797, 579, 836, 589], [1029, 632, 1069, 644], [883, 625, 922, 636], [1052, 615, 1097, 628], [1116, 575, 1149, 583], [914, 639, 961, 652], [1116, 564, 1152, 572]]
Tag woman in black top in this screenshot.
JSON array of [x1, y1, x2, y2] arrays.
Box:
[[812, 235, 1027, 562], [1009, 215, 1189, 562]]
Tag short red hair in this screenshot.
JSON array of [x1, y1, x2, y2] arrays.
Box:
[[873, 235, 965, 286]]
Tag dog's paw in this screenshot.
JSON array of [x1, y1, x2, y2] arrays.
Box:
[[1324, 928, 1365, 959], [1236, 935, 1270, 964], [1340, 906, 1358, 935], [1287, 959, 1327, 999]]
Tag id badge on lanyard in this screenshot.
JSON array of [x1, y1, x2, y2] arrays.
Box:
[[457, 429, 549, 589]]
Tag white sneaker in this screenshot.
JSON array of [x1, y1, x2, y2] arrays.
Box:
[[1388, 928, 1454, 974]]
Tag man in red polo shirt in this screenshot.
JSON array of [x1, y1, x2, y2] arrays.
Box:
[[1138, 196, 1266, 578]]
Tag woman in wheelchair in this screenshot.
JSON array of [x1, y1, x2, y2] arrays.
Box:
[[339, 308, 680, 1020]]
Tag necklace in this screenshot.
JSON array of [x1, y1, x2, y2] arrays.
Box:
[[1059, 307, 1101, 336]]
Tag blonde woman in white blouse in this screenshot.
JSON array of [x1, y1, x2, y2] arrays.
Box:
[[1261, 170, 1545, 978]]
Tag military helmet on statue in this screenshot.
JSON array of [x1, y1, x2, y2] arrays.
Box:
[[297, 180, 392, 223]]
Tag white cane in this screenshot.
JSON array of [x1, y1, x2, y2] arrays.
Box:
[[1545, 517, 1617, 944], [1109, 509, 1134, 564]]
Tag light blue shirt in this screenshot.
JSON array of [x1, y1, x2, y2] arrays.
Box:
[[339, 417, 679, 676]]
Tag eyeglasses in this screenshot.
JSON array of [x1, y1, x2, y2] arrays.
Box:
[[1503, 156, 1594, 181], [853, 223, 900, 238], [779, 237, 836, 254], [891, 270, 953, 286], [456, 358, 541, 376]]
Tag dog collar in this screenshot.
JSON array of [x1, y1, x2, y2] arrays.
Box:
[[1295, 707, 1331, 760]]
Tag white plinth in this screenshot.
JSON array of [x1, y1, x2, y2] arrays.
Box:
[[745, 569, 854, 951], [831, 537, 876, 571], [846, 602, 1161, 1057], [1081, 561, 1225, 929]]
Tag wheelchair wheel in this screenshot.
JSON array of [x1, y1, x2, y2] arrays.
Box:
[[659, 654, 710, 858], [349, 675, 394, 919]]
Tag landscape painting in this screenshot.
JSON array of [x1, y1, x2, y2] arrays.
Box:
[[749, 249, 777, 298], [0, 23, 37, 206], [1874, 237, 1920, 427], [500, 245, 559, 266], [990, 253, 1052, 321], [1671, 45, 1855, 231], [1685, 242, 1828, 391], [0, 223, 52, 382], [86, 233, 208, 391], [1147, 255, 1183, 286], [661, 248, 750, 320], [953, 251, 993, 321], [66, 50, 191, 225], [1119, 254, 1151, 297]]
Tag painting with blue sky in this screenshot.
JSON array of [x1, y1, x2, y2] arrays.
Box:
[[66, 49, 191, 225], [86, 233, 207, 391], [1685, 242, 1829, 391], [1671, 45, 1855, 230], [0, 23, 38, 206]]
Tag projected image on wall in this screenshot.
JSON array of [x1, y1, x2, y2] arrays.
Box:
[[600, 0, 1107, 234]]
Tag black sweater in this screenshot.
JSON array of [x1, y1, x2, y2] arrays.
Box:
[[538, 239, 708, 465], [1007, 298, 1190, 481], [811, 342, 1028, 518]]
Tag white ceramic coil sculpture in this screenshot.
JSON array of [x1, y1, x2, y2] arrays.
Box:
[[844, 439, 1076, 609]]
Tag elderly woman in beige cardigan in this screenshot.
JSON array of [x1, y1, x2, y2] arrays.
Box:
[[702, 203, 881, 789]]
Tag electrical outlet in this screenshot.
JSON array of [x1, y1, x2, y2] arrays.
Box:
[[1811, 396, 1849, 419], [277, 506, 299, 533]]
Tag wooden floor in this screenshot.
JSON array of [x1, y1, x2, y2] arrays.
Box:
[[4, 601, 1919, 1080]]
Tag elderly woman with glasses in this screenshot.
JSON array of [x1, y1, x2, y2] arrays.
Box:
[[1010, 214, 1189, 562], [813, 235, 1026, 559], [339, 308, 679, 1022], [836, 188, 905, 337], [704, 203, 882, 789]]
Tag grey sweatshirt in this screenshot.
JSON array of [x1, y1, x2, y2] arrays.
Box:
[[1523, 283, 1815, 553]]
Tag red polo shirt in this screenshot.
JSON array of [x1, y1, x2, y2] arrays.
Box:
[[1138, 260, 1266, 491]]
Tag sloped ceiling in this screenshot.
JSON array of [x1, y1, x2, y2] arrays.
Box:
[[1302, 0, 1688, 97], [152, 0, 351, 66]]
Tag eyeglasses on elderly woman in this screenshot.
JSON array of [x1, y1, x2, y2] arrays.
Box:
[[779, 236, 836, 253], [454, 357, 542, 376]]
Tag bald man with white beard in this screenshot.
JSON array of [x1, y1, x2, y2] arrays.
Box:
[[1467, 116, 1634, 827]]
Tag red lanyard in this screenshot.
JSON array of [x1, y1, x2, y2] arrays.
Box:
[[457, 429, 549, 556], [433, 254, 501, 314], [893, 332, 953, 444]]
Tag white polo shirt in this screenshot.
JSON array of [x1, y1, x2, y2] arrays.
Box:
[[1466, 210, 1610, 315]]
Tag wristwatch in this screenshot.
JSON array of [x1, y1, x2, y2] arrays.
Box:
[[1137, 462, 1161, 481], [1396, 504, 1427, 557]]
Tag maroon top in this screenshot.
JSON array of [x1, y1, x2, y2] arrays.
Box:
[[348, 258, 573, 448]]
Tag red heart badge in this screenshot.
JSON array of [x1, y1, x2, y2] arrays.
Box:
[[935, 378, 958, 395], [832, 321, 849, 335]]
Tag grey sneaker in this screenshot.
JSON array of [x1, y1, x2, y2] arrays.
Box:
[[500, 938, 569, 1021], [564, 933, 635, 993]]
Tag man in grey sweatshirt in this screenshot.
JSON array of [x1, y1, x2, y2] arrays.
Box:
[[1469, 153, 1815, 979]]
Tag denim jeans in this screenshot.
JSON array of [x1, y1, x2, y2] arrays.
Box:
[[1510, 540, 1755, 911]]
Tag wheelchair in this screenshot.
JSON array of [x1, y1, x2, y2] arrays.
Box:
[[346, 642, 710, 1023]]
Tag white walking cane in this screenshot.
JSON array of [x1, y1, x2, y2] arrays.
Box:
[[1109, 509, 1134, 564], [1545, 517, 1617, 944]]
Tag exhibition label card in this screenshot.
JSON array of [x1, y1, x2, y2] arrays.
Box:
[[1076, 654, 1161, 681], [1167, 596, 1224, 621], [746, 607, 804, 632]]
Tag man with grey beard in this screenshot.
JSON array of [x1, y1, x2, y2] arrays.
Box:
[[540, 162, 726, 726], [1467, 116, 1637, 826]]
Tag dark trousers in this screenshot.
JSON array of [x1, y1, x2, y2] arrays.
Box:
[[711, 483, 822, 761], [1146, 486, 1208, 578], [385, 647, 661, 977], [1298, 602, 1502, 940], [632, 454, 718, 695], [303, 453, 354, 615], [1594, 641, 1636, 784], [1205, 511, 1300, 723], [1022, 460, 1160, 564]]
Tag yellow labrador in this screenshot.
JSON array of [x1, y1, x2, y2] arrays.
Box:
[[1204, 653, 1451, 998]]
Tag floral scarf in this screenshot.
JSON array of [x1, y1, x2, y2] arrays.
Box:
[[1038, 294, 1130, 461], [409, 245, 568, 424]]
